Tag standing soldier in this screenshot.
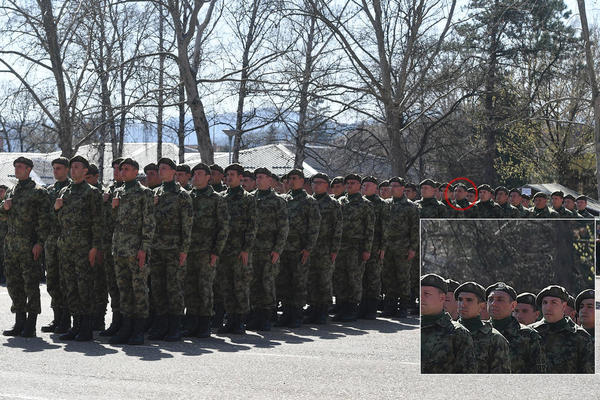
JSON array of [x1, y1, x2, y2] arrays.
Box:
[[210, 164, 227, 193], [333, 174, 374, 322], [404, 182, 418, 201], [176, 164, 193, 191], [378, 180, 391, 200], [382, 177, 419, 318], [242, 170, 257, 193], [1, 157, 50, 337], [563, 194, 581, 217], [513, 293, 540, 326], [247, 167, 288, 331], [470, 184, 503, 218], [305, 173, 342, 325], [415, 179, 446, 218], [576, 196, 594, 218], [330, 176, 345, 200], [466, 187, 477, 204], [183, 163, 229, 338], [109, 158, 156, 345], [359, 176, 389, 319], [54, 156, 103, 341], [550, 191, 576, 217], [444, 279, 460, 321], [41, 157, 71, 334], [495, 186, 519, 218], [276, 169, 320, 328], [147, 158, 193, 342], [576, 289, 594, 340], [530, 192, 558, 218], [144, 163, 161, 189], [509, 189, 530, 217], [218, 164, 257, 334], [0, 184, 7, 285]]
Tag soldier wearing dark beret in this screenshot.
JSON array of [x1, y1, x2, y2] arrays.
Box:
[[242, 170, 256, 194], [576, 196, 594, 218], [13, 156, 34, 169], [576, 289, 594, 340], [513, 292, 539, 325], [521, 193, 531, 210], [444, 278, 460, 320], [144, 163, 160, 189], [452, 183, 471, 217], [550, 191, 576, 217], [420, 274, 476, 373], [509, 189, 530, 217], [531, 192, 558, 218], [404, 182, 418, 201], [469, 184, 503, 218], [563, 194, 580, 217], [111, 158, 124, 168], [494, 186, 519, 218], [466, 187, 477, 204], [157, 157, 176, 171], [531, 285, 593, 373], [51, 157, 69, 167], [415, 179, 446, 218], [176, 164, 192, 191], [330, 176, 345, 200], [209, 164, 226, 193], [378, 180, 391, 199]]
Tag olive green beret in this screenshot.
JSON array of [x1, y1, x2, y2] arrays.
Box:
[[378, 180, 390, 188], [191, 162, 210, 175], [455, 281, 486, 302], [509, 188, 521, 195], [405, 182, 417, 190], [576, 195, 588, 202], [176, 164, 191, 174], [224, 163, 244, 175], [287, 169, 304, 179], [69, 155, 89, 168], [439, 182, 449, 190], [550, 191, 564, 198], [516, 292, 536, 307], [421, 274, 447, 293], [535, 285, 569, 308], [144, 163, 158, 173], [14, 156, 33, 168], [330, 176, 344, 187], [157, 157, 176, 170], [111, 158, 124, 168], [210, 164, 224, 174], [361, 176, 378, 185], [533, 192, 547, 200], [467, 187, 476, 194], [522, 193, 531, 200], [0, 184, 8, 190], [254, 167, 272, 177], [486, 282, 517, 301], [119, 158, 139, 170], [310, 172, 330, 184], [575, 289, 594, 312], [478, 184, 492, 192], [446, 278, 460, 293], [494, 186, 508, 195], [344, 173, 361, 184], [419, 179, 436, 188], [564, 194, 575, 201], [86, 164, 99, 175], [51, 157, 69, 167], [242, 170, 256, 180], [454, 183, 467, 190], [388, 177, 405, 186], [567, 295, 575, 309]]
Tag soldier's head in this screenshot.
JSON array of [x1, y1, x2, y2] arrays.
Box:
[[287, 169, 305, 191], [563, 194, 576, 211], [486, 282, 517, 320], [420, 274, 447, 316], [118, 158, 139, 182], [224, 164, 244, 188], [51, 157, 70, 182], [454, 183, 467, 201], [536, 285, 568, 324], [389, 177, 405, 199], [191, 163, 211, 189], [404, 183, 418, 200], [344, 174, 362, 195], [157, 158, 177, 183], [433, 182, 442, 201], [68, 156, 89, 184], [330, 177, 345, 197], [311, 173, 330, 195], [509, 189, 522, 207], [576, 196, 588, 212], [144, 163, 160, 188], [85, 164, 100, 185], [437, 183, 448, 201], [444, 279, 459, 320], [576, 289, 595, 330], [210, 164, 224, 185], [456, 282, 486, 319], [521, 193, 531, 208], [361, 176, 378, 197], [466, 187, 476, 203], [0, 185, 7, 200], [176, 164, 191, 186], [478, 184, 493, 202], [242, 170, 256, 192], [550, 191, 564, 210], [378, 180, 391, 199], [532, 192, 548, 209], [111, 158, 124, 182], [13, 157, 33, 181], [281, 173, 290, 192], [565, 294, 577, 321], [270, 173, 281, 191], [419, 179, 436, 199], [494, 186, 509, 205], [255, 168, 272, 191], [513, 293, 539, 325]]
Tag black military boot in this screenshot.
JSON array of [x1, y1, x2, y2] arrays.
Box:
[[217, 313, 235, 334], [342, 303, 358, 322], [127, 318, 146, 345], [3, 312, 26, 336], [75, 315, 93, 341], [245, 310, 260, 331], [54, 308, 71, 334], [211, 303, 225, 329], [363, 298, 379, 320], [357, 300, 368, 319], [257, 309, 271, 331], [275, 304, 292, 327], [332, 302, 347, 322], [109, 317, 132, 345], [41, 308, 60, 333], [59, 315, 81, 340], [20, 313, 38, 337], [230, 314, 245, 335], [164, 315, 182, 342], [196, 316, 211, 338], [92, 312, 105, 331], [396, 300, 408, 319], [303, 305, 317, 324], [287, 306, 302, 329], [100, 311, 122, 337], [381, 297, 398, 318], [181, 314, 199, 337], [147, 314, 169, 340], [314, 305, 329, 325], [144, 309, 155, 332]]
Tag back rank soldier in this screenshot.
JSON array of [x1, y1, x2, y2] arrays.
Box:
[[248, 167, 288, 331], [495, 186, 519, 218], [530, 192, 558, 218], [54, 156, 103, 341], [109, 158, 156, 345], [176, 164, 193, 191], [1, 157, 51, 337], [210, 164, 227, 193], [147, 158, 193, 342], [576, 289, 594, 340], [415, 179, 446, 218], [509, 189, 530, 217], [576, 196, 594, 218], [470, 184, 503, 218]]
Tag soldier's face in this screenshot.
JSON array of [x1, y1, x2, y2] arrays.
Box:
[[509, 192, 521, 206], [345, 180, 361, 195], [390, 183, 404, 198], [14, 163, 31, 181], [288, 175, 304, 190], [159, 164, 176, 182], [513, 303, 539, 325], [579, 299, 595, 329], [466, 192, 476, 203], [576, 200, 587, 211], [496, 191, 508, 204], [331, 183, 345, 196], [226, 170, 242, 187], [311, 179, 329, 195], [479, 190, 492, 202], [420, 286, 445, 316], [176, 171, 189, 185], [379, 186, 392, 198], [70, 162, 87, 183], [112, 165, 121, 181], [119, 165, 138, 182], [457, 292, 483, 319], [551, 196, 563, 209], [361, 182, 378, 196], [541, 297, 566, 323], [521, 198, 530, 207], [420, 185, 435, 199], [564, 198, 575, 210], [454, 187, 466, 201], [146, 170, 160, 187], [487, 291, 516, 320], [405, 187, 416, 200], [52, 164, 69, 181], [255, 174, 270, 190], [211, 170, 223, 184], [85, 174, 99, 185], [444, 291, 458, 318], [434, 188, 441, 200], [192, 170, 210, 189], [533, 197, 546, 209], [242, 177, 256, 192]]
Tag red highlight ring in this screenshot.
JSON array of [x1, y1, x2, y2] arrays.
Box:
[[444, 177, 478, 211]]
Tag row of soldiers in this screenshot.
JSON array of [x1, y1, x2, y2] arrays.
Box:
[[0, 155, 419, 346], [421, 274, 595, 374]]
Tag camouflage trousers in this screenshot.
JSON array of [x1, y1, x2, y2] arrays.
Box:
[[105, 250, 120, 312], [277, 249, 309, 308], [150, 249, 185, 316], [217, 253, 252, 315], [307, 251, 334, 306], [58, 244, 93, 316], [382, 246, 411, 301], [184, 251, 216, 317], [362, 253, 383, 300], [410, 252, 420, 301], [333, 247, 365, 304], [92, 259, 108, 315], [250, 251, 279, 310], [4, 238, 41, 314], [44, 237, 65, 309], [114, 255, 149, 318]]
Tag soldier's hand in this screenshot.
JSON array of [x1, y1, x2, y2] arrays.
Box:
[[362, 251, 371, 262], [137, 250, 146, 268], [112, 197, 119, 209], [379, 250, 385, 260], [179, 252, 187, 266], [89, 247, 97, 267], [210, 254, 218, 267], [103, 192, 110, 202], [271, 251, 280, 264], [300, 249, 310, 265], [239, 251, 249, 266], [54, 198, 63, 211], [3, 198, 11, 211], [407, 249, 416, 261], [32, 244, 42, 261], [331, 253, 337, 263]]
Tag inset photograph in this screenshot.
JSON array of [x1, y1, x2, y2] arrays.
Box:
[[420, 219, 595, 374]]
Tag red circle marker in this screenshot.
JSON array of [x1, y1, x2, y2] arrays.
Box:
[[444, 177, 478, 211]]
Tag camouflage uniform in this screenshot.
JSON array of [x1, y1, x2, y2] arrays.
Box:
[[515, 204, 531, 217], [459, 317, 511, 373], [212, 182, 227, 193], [498, 202, 520, 218], [578, 208, 594, 218], [530, 206, 558, 218], [470, 200, 503, 218], [453, 198, 472, 218], [416, 198, 446, 218], [491, 316, 546, 373], [551, 206, 576, 218], [90, 182, 107, 327], [103, 182, 123, 321], [421, 311, 477, 373], [0, 215, 6, 282], [530, 317, 594, 373]]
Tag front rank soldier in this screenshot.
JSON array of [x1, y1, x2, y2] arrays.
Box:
[[550, 191, 576, 217], [405, 182, 418, 202], [378, 180, 391, 200], [144, 163, 161, 189], [453, 183, 471, 218], [563, 194, 581, 217], [415, 179, 446, 218], [576, 289, 594, 340], [495, 186, 519, 218], [509, 189, 530, 217], [576, 196, 594, 218], [530, 192, 558, 218], [330, 176, 345, 200], [470, 184, 503, 218]]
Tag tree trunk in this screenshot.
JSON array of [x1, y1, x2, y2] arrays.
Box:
[[178, 84, 186, 163], [157, 3, 165, 161]]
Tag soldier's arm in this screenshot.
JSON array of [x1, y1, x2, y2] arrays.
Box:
[[304, 199, 321, 252], [579, 333, 594, 373], [453, 329, 477, 373], [489, 335, 511, 373], [330, 202, 343, 255], [272, 198, 289, 255], [379, 201, 390, 252], [90, 188, 103, 249], [35, 188, 52, 244], [408, 207, 419, 252], [241, 195, 257, 253], [141, 190, 156, 253], [212, 196, 230, 256], [179, 193, 193, 254], [362, 202, 375, 253], [530, 333, 547, 373]]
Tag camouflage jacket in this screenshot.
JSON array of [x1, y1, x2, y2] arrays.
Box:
[[111, 180, 156, 258], [339, 192, 375, 253], [530, 317, 594, 373], [313, 193, 343, 255], [189, 186, 229, 256], [421, 312, 477, 373], [453, 198, 473, 218], [530, 206, 558, 218], [565, 208, 583, 218], [254, 189, 289, 254], [492, 316, 546, 373], [551, 206, 577, 218], [498, 202, 520, 218], [284, 189, 320, 252], [578, 209, 594, 218], [470, 200, 503, 218], [222, 185, 257, 255], [365, 194, 389, 253], [387, 196, 419, 251], [46, 179, 71, 238], [416, 197, 446, 218], [459, 317, 511, 373], [212, 182, 227, 193], [56, 181, 103, 249], [103, 181, 124, 251], [0, 178, 51, 246], [516, 204, 531, 218], [152, 181, 193, 253]]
